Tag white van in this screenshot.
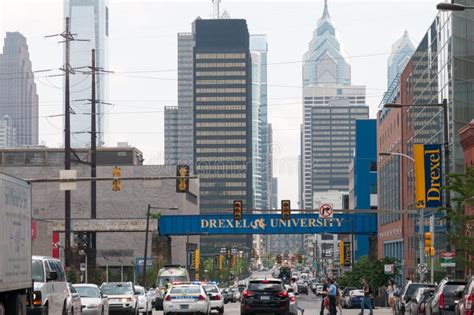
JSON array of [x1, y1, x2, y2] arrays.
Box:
[[28, 256, 68, 315]]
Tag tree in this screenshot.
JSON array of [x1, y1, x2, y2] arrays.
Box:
[[443, 166, 474, 270]]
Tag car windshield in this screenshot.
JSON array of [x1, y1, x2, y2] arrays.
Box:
[[248, 281, 283, 291], [135, 287, 146, 295], [170, 286, 201, 294], [406, 284, 425, 297], [74, 286, 101, 298], [32, 259, 44, 282], [204, 285, 219, 293], [444, 284, 465, 294], [101, 284, 134, 295], [351, 290, 364, 296], [158, 276, 186, 287]]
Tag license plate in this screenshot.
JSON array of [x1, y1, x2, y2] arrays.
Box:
[[180, 304, 189, 310], [261, 296, 270, 300]]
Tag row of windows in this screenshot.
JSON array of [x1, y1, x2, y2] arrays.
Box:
[[196, 71, 246, 77], [197, 173, 246, 178], [196, 79, 246, 85], [196, 53, 246, 59], [196, 114, 246, 119], [196, 88, 246, 93], [196, 130, 246, 136], [196, 96, 246, 102], [196, 156, 247, 162], [196, 62, 246, 68], [197, 164, 246, 171], [196, 105, 246, 111], [196, 122, 246, 127], [197, 139, 246, 145], [196, 147, 247, 153], [201, 181, 246, 187]]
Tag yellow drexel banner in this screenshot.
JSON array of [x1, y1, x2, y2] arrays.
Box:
[[414, 144, 443, 208]]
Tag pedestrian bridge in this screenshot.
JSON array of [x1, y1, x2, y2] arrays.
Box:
[[158, 213, 377, 235]]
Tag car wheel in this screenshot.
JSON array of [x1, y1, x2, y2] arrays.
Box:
[[62, 302, 67, 315], [101, 307, 104, 315], [219, 307, 224, 314]]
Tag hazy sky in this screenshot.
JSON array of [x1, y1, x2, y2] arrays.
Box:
[[1, 0, 442, 204]]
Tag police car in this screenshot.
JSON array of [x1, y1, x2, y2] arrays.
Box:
[[202, 282, 224, 314], [163, 282, 211, 315]]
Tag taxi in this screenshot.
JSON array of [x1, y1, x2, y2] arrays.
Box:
[[163, 282, 211, 315]]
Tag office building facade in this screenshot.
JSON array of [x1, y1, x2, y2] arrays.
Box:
[[164, 106, 179, 165], [193, 19, 253, 253], [0, 32, 38, 146], [0, 116, 17, 147], [65, 0, 109, 147]]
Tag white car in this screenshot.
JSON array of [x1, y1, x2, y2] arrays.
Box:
[[163, 283, 211, 315], [135, 285, 153, 314], [66, 283, 82, 315], [316, 285, 324, 296], [29, 256, 69, 314], [73, 283, 109, 315], [203, 283, 224, 314], [285, 284, 298, 315], [100, 282, 138, 314]]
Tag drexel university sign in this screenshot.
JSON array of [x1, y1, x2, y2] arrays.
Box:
[[159, 213, 377, 236]]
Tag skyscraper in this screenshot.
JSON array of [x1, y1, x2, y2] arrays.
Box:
[[193, 18, 253, 253], [0, 116, 17, 147], [65, 0, 109, 147], [387, 31, 414, 88], [164, 107, 179, 165], [0, 32, 38, 146]]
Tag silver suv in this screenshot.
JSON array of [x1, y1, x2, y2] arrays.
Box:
[[100, 282, 138, 315]]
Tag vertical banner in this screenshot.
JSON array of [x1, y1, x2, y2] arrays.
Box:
[[414, 144, 443, 208]]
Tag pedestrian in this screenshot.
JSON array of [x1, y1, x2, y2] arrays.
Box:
[[320, 278, 328, 315], [291, 277, 298, 294], [327, 278, 337, 315], [386, 280, 395, 309], [335, 283, 343, 315], [360, 278, 373, 315]]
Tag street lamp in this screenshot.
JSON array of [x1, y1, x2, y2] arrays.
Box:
[[379, 152, 415, 162], [437, 2, 474, 11], [142, 204, 178, 287]]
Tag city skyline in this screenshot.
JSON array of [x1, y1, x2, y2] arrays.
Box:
[[1, 0, 443, 204]]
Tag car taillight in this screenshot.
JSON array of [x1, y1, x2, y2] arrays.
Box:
[[211, 295, 221, 300], [277, 291, 288, 298], [165, 295, 172, 301], [466, 293, 473, 313], [439, 293, 445, 309], [197, 295, 206, 301], [290, 296, 296, 302], [243, 290, 254, 298]]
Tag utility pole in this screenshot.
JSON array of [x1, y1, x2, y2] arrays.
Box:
[[90, 49, 97, 258]]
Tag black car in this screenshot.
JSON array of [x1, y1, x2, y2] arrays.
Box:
[[241, 279, 290, 315], [427, 279, 466, 315], [395, 283, 430, 315]]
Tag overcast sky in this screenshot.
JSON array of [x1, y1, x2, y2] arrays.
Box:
[[1, 0, 442, 204]]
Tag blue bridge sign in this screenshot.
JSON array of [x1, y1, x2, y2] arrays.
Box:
[[159, 213, 377, 236]]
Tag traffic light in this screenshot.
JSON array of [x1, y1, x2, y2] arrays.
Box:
[[233, 200, 243, 220], [112, 166, 121, 191], [176, 164, 190, 193], [281, 200, 291, 220], [195, 249, 200, 272], [424, 232, 435, 256], [219, 255, 223, 271]]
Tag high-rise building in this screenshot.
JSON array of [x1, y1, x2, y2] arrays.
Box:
[[193, 19, 253, 254], [0, 32, 38, 146], [65, 0, 109, 147], [387, 31, 414, 89], [164, 107, 179, 165], [0, 116, 17, 147]]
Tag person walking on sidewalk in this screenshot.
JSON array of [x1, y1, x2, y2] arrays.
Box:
[[328, 278, 337, 315], [360, 278, 373, 315]]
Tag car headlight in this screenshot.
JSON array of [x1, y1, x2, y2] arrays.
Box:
[[120, 298, 133, 302]]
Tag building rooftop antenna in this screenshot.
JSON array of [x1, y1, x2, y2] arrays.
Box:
[[212, 0, 221, 19]]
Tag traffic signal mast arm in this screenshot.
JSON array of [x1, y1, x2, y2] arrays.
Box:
[[27, 175, 198, 183]]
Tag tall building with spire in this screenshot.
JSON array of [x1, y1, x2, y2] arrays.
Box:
[[387, 31, 414, 88], [300, 1, 369, 259], [0, 32, 38, 146]]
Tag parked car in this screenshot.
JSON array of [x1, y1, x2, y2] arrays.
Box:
[[455, 275, 474, 315], [427, 279, 466, 315], [100, 282, 138, 315], [405, 286, 435, 315], [28, 256, 69, 315], [396, 283, 429, 315], [73, 283, 109, 315], [341, 287, 357, 308], [345, 289, 364, 308], [66, 283, 82, 315], [135, 285, 153, 314]]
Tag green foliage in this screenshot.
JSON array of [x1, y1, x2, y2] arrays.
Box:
[[337, 256, 400, 292], [137, 265, 161, 288], [66, 266, 78, 284], [442, 166, 474, 270]]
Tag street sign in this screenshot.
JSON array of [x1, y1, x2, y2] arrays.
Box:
[[80, 263, 86, 272], [135, 257, 153, 273], [319, 203, 333, 219], [384, 264, 394, 274], [418, 263, 428, 274], [188, 251, 196, 270], [60, 170, 77, 191], [440, 251, 456, 268]]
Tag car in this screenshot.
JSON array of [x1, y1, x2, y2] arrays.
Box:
[[427, 279, 465, 315], [221, 288, 233, 304], [135, 285, 153, 314], [155, 265, 190, 311], [405, 286, 435, 315], [163, 283, 211, 315], [284, 284, 298, 315], [28, 256, 69, 315], [73, 283, 109, 315], [396, 283, 430, 315], [345, 289, 364, 308], [240, 278, 290, 315], [203, 282, 224, 314], [316, 285, 324, 296], [147, 288, 158, 308], [310, 282, 319, 294], [231, 288, 241, 302], [296, 280, 309, 295], [299, 273, 309, 282], [455, 275, 474, 315], [100, 282, 138, 315], [66, 283, 83, 315], [341, 287, 357, 308]]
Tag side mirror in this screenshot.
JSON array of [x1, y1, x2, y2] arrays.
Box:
[[288, 288, 294, 293], [102, 294, 108, 299], [47, 271, 58, 281]]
